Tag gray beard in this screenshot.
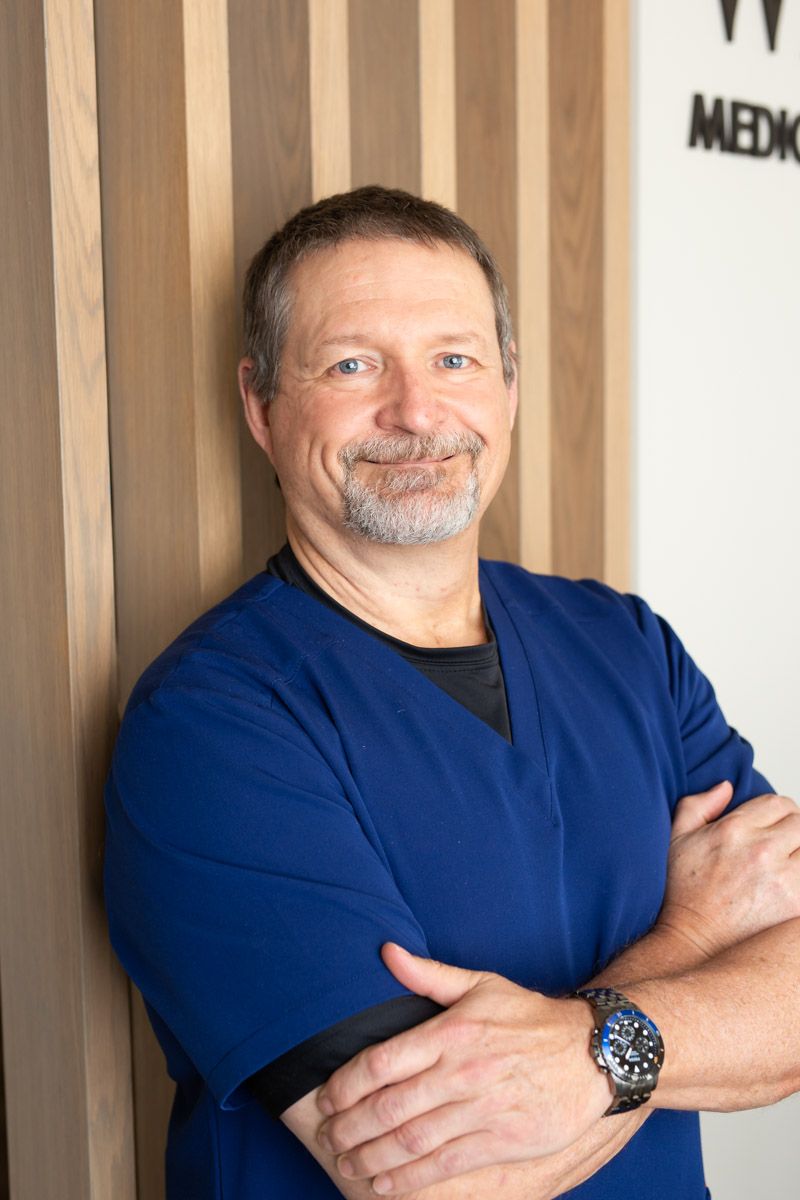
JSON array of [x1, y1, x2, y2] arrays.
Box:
[[338, 432, 484, 545]]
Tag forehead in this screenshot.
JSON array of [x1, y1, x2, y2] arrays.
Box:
[[284, 237, 496, 345]]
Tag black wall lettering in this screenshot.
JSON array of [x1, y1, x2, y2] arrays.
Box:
[[689, 94, 727, 150], [762, 0, 784, 50], [720, 0, 740, 41], [791, 115, 800, 161], [719, 0, 785, 51], [688, 94, 799, 165], [729, 101, 776, 155]]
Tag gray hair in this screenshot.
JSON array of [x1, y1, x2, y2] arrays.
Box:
[[241, 185, 515, 403]]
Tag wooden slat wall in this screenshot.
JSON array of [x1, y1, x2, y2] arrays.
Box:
[[549, 0, 606, 581], [0, 1, 630, 1196], [0, 2, 135, 1198]]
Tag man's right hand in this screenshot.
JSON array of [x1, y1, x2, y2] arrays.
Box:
[[656, 782, 800, 961]]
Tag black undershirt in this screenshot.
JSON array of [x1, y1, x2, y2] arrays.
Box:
[[266, 541, 511, 743], [247, 543, 511, 1118]]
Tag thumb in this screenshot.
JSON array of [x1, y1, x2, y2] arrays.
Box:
[[671, 780, 733, 839], [380, 943, 490, 1007]]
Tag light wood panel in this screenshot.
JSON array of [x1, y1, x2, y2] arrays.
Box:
[[603, 0, 631, 591], [349, 0, 421, 192], [183, 2, 242, 608], [516, 0, 552, 573], [549, 0, 606, 580], [419, 0, 457, 209], [0, 2, 135, 1198], [309, 0, 351, 200]]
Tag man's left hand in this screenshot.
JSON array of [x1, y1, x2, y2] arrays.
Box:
[[315, 943, 611, 1195]]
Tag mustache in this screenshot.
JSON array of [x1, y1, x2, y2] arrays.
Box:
[[338, 432, 484, 470]]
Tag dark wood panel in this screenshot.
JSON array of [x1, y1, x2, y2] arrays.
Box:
[[455, 0, 519, 563], [0, 12, 88, 1195], [548, 0, 605, 579], [96, 6, 205, 1198], [228, 0, 310, 573], [349, 0, 421, 192], [95, 0, 201, 704]]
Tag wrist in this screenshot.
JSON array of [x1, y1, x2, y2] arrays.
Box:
[[654, 905, 722, 966], [565, 997, 617, 1118], [573, 988, 665, 1115]]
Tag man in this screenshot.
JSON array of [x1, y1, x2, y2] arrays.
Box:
[[104, 186, 800, 1200]]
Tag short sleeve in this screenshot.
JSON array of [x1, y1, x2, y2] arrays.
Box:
[[103, 683, 433, 1111], [622, 592, 773, 805]]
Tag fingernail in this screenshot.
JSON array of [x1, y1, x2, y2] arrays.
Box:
[[338, 1157, 355, 1178], [317, 1131, 332, 1153], [318, 1092, 334, 1117], [373, 1175, 393, 1194]]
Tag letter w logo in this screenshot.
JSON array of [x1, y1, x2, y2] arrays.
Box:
[[720, 0, 785, 50]]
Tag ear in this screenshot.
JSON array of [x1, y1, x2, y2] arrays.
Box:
[[507, 342, 519, 430], [238, 357, 275, 463]]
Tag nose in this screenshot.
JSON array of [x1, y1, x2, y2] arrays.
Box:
[[373, 364, 446, 435]]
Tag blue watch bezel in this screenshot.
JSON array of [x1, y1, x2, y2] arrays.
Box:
[[599, 1007, 663, 1081]]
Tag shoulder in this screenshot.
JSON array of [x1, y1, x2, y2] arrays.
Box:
[[479, 558, 676, 678], [124, 571, 337, 720], [479, 557, 643, 623]]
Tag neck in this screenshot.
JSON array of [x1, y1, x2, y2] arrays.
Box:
[[285, 514, 487, 648]]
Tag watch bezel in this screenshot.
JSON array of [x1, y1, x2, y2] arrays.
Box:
[[596, 1007, 664, 1087]]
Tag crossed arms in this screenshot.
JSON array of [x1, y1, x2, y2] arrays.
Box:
[[282, 781, 800, 1199]]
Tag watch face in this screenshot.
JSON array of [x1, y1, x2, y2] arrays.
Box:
[[600, 1009, 663, 1081]]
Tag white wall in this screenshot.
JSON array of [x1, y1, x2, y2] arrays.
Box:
[[631, 1, 800, 1196]]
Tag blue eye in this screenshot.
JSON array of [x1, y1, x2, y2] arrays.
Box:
[[442, 354, 467, 369], [335, 358, 362, 374]]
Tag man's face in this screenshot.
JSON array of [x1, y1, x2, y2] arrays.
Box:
[[243, 237, 517, 547]]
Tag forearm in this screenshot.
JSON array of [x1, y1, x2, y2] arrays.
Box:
[[589, 921, 710, 990], [613, 916, 800, 1111]]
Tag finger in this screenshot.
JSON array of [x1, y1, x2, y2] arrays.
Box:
[[332, 1099, 482, 1181], [318, 1023, 442, 1116], [671, 781, 733, 838], [320, 1062, 467, 1156], [723, 793, 798, 830], [766, 810, 800, 854], [381, 943, 491, 1007], [368, 1131, 503, 1195]]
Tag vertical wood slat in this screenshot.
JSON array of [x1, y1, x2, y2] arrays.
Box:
[[455, 0, 519, 563], [228, 0, 311, 575], [419, 0, 456, 209], [183, 2, 242, 609], [309, 0, 351, 200], [0, 1, 135, 1198], [95, 3, 242, 1196], [603, 0, 631, 592], [548, 0, 605, 579], [95, 1, 200, 704], [516, 0, 552, 573], [349, 0, 421, 193]]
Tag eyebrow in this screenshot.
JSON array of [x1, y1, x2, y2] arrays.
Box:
[[315, 330, 490, 350]]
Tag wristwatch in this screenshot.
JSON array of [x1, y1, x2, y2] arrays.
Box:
[[573, 986, 665, 1116]]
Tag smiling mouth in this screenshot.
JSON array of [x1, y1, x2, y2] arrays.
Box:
[[365, 454, 456, 466]]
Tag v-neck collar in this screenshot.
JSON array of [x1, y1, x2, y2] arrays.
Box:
[[266, 561, 550, 779]]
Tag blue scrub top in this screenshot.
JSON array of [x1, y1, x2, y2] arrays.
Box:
[[104, 560, 770, 1199]]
